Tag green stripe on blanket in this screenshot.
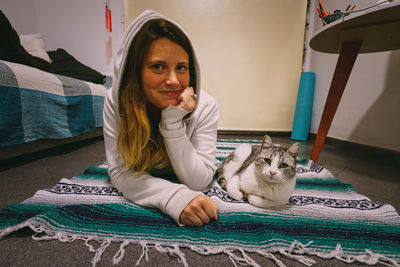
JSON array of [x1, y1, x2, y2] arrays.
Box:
[[1, 139, 399, 267]]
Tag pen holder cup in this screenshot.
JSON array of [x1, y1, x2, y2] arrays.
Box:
[[322, 12, 347, 25]]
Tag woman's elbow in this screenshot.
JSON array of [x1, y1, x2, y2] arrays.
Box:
[[187, 169, 215, 191], [108, 167, 127, 191]]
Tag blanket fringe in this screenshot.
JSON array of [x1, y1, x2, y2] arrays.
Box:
[[135, 241, 149, 266], [113, 240, 130, 265], [258, 251, 286, 267], [278, 240, 400, 267], [277, 240, 316, 266], [85, 238, 112, 267], [1, 223, 399, 267], [154, 243, 189, 267], [85, 238, 400, 267], [224, 248, 261, 267], [106, 239, 400, 267]]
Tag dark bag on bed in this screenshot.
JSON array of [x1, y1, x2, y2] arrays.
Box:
[[48, 48, 106, 84]]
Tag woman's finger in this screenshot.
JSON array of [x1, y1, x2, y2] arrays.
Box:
[[201, 197, 219, 221], [177, 87, 196, 111], [196, 208, 211, 224], [182, 209, 207, 226], [188, 214, 203, 227]]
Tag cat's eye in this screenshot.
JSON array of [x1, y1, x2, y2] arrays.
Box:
[[263, 158, 271, 164], [279, 163, 288, 168]]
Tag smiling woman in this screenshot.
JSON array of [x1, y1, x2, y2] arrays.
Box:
[[103, 10, 220, 227]]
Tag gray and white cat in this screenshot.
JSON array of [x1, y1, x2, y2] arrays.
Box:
[[217, 135, 300, 208]]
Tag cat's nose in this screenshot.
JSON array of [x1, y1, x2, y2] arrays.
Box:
[[269, 170, 277, 176]]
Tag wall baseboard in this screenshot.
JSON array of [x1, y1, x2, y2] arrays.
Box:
[[218, 130, 400, 156], [217, 130, 291, 137]]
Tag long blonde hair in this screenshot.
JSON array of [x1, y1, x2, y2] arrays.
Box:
[[117, 19, 196, 172]]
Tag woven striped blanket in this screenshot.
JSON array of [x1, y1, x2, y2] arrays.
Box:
[[1, 139, 399, 266]]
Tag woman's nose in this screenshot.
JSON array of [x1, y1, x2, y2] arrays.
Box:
[[166, 71, 180, 86]]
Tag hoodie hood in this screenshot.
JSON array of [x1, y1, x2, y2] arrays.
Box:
[[111, 10, 201, 110]]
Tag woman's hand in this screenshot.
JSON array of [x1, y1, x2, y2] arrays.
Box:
[[179, 194, 219, 227], [177, 87, 197, 112]]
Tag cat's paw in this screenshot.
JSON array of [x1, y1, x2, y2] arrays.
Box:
[[228, 190, 243, 201], [248, 194, 282, 208], [226, 175, 243, 200]]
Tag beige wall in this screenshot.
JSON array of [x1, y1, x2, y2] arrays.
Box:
[[124, 0, 307, 131]]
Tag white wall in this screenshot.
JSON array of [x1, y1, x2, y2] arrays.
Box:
[[4, 0, 397, 151], [306, 0, 400, 152], [1, 0, 124, 75], [125, 0, 307, 131]]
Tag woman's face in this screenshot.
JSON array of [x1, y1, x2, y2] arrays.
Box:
[[141, 38, 190, 110]]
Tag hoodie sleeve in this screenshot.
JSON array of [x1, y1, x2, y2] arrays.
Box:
[[159, 92, 219, 191], [103, 90, 202, 224]]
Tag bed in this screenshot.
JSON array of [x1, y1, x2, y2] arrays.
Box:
[[0, 59, 109, 160]]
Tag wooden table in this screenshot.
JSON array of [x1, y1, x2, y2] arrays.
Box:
[[309, 1, 400, 162]]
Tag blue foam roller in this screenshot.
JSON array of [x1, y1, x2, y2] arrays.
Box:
[[291, 72, 315, 141]]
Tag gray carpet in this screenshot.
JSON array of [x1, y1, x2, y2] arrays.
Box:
[[0, 134, 399, 266]]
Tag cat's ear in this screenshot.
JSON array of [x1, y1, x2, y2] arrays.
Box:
[[261, 135, 273, 149], [287, 142, 300, 159]]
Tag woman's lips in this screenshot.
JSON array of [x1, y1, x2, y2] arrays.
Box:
[[160, 90, 182, 98]]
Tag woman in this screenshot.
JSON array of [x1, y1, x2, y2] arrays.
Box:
[[103, 10, 219, 226]]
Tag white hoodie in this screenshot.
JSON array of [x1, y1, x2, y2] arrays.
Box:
[[103, 10, 219, 224]]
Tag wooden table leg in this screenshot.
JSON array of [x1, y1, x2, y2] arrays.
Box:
[[311, 40, 363, 162]]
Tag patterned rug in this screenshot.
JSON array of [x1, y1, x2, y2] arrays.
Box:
[[1, 139, 399, 267]]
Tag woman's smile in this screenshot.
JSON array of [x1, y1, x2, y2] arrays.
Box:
[[160, 89, 183, 98]]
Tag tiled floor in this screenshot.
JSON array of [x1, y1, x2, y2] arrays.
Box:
[[0, 134, 399, 266]]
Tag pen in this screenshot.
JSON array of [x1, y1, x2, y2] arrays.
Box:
[[350, 5, 356, 12], [318, 0, 328, 16], [108, 8, 112, 32], [317, 7, 324, 18], [105, 5, 109, 30], [345, 4, 351, 11]]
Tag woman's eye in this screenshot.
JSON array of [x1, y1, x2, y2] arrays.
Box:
[[176, 65, 188, 73], [263, 158, 271, 164], [151, 64, 165, 73], [279, 163, 288, 168]]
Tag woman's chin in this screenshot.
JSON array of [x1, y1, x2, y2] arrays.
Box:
[[162, 100, 179, 109]]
